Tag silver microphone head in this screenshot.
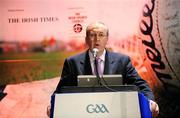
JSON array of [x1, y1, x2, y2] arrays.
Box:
[[92, 48, 99, 58]]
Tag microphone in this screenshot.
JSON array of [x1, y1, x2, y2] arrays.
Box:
[[92, 48, 101, 85], [92, 48, 99, 58]]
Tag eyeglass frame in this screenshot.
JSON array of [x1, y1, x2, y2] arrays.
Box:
[[87, 32, 108, 39]]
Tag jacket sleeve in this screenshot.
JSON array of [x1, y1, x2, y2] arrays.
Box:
[[54, 58, 77, 93]]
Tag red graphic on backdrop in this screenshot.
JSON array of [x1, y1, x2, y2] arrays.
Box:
[[73, 23, 82, 33]]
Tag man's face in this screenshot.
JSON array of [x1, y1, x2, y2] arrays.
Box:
[[85, 26, 108, 54]]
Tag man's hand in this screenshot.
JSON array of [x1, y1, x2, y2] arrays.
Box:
[[47, 105, 51, 117], [149, 100, 159, 118]]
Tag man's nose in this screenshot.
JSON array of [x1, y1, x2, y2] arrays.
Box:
[[94, 35, 100, 41]]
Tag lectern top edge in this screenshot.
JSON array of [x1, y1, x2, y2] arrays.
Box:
[[59, 85, 139, 93]]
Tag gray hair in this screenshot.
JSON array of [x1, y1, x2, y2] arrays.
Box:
[[86, 21, 109, 36]]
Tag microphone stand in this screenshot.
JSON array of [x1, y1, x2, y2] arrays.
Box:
[[93, 57, 119, 92], [94, 58, 102, 86], [94, 59, 118, 91]]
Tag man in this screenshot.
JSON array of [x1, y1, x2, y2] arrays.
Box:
[[48, 22, 159, 117]]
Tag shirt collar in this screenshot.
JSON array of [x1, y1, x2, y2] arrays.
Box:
[[89, 49, 106, 62]]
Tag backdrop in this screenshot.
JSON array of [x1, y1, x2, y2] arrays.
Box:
[[0, 0, 180, 117]]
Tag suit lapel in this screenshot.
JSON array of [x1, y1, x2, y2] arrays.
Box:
[[79, 50, 93, 75], [79, 50, 116, 75], [104, 50, 115, 74]]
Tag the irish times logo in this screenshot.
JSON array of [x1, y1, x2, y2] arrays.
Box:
[[86, 104, 109, 113]]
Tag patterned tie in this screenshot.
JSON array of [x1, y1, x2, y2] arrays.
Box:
[[96, 58, 103, 77]]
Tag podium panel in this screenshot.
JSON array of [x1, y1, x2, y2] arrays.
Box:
[[51, 91, 141, 118]]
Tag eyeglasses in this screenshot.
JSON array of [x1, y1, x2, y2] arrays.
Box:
[[88, 32, 107, 39]]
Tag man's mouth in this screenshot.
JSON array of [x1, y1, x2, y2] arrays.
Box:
[[94, 44, 100, 47]]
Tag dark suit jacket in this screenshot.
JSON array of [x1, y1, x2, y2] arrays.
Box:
[[55, 49, 154, 100]]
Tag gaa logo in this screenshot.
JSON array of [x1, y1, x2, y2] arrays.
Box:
[[86, 104, 109, 113]]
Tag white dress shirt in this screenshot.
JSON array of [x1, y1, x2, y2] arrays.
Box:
[[88, 49, 106, 75]]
